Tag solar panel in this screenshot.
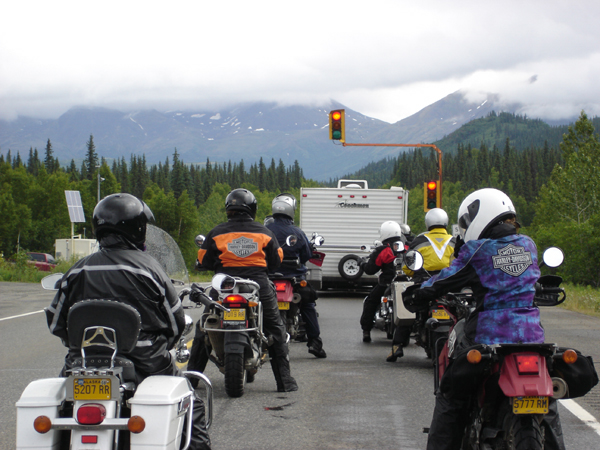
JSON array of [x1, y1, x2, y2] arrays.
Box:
[[65, 190, 86, 223]]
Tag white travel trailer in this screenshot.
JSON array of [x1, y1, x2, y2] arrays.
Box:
[[300, 180, 409, 290]]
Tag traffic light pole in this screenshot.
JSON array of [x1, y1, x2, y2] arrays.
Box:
[[341, 142, 443, 206]]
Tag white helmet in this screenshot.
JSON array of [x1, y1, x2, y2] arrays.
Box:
[[380, 221, 402, 242], [400, 224, 411, 235], [425, 208, 448, 230], [272, 193, 296, 220], [458, 188, 516, 242]]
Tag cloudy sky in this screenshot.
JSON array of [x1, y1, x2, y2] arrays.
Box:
[[1, 0, 599, 123]]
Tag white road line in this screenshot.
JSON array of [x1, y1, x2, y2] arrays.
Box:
[[0, 310, 44, 322], [560, 398, 600, 437]]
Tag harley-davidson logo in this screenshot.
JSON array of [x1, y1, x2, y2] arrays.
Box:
[[492, 244, 532, 277], [227, 236, 258, 258]]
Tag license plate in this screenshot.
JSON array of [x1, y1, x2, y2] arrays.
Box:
[[278, 301, 290, 310], [432, 309, 450, 320], [73, 378, 112, 401], [224, 308, 246, 321], [513, 396, 549, 414]]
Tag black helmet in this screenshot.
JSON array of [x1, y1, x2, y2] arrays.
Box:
[[93, 193, 155, 247], [225, 188, 257, 219]]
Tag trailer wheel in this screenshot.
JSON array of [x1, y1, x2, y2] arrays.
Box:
[[338, 254, 364, 281]]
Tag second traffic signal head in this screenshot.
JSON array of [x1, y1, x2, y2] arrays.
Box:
[[329, 109, 345, 142], [424, 180, 440, 211]]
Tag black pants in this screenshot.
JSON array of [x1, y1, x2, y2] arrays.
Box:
[[360, 283, 387, 331], [296, 283, 321, 340]]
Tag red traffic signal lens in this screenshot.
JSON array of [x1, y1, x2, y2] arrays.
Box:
[[331, 111, 342, 121], [427, 181, 437, 191]]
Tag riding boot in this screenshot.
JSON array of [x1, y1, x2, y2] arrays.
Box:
[[269, 350, 298, 392], [307, 337, 327, 358], [386, 345, 404, 362]]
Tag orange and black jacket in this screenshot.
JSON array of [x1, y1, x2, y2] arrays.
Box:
[[197, 215, 283, 280]]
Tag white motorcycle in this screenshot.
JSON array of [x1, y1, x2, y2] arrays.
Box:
[[15, 225, 213, 450]]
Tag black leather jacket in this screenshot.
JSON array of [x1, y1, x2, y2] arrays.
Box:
[[45, 234, 185, 377]]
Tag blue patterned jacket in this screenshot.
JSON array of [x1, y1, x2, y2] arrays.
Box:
[[420, 225, 544, 345]]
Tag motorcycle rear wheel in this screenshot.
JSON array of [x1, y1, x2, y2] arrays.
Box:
[[501, 413, 544, 450], [224, 352, 246, 398]]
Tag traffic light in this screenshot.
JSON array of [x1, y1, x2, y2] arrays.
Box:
[[424, 180, 440, 211], [329, 109, 345, 142]]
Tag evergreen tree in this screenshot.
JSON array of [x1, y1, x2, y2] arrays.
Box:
[[44, 139, 55, 173], [84, 135, 98, 180]]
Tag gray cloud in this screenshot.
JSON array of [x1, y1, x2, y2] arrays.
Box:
[[2, 0, 600, 123]]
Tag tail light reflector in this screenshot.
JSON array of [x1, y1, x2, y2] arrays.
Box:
[[274, 281, 287, 292], [515, 354, 540, 374], [76, 403, 106, 425], [223, 294, 247, 307]]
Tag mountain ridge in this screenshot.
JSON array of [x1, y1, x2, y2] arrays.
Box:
[[0, 92, 577, 180]]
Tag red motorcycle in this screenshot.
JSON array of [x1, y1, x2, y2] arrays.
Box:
[[418, 248, 599, 449], [271, 233, 325, 341]]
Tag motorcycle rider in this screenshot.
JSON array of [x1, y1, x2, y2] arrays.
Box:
[[188, 188, 299, 392], [265, 193, 327, 359], [45, 193, 211, 450], [359, 221, 405, 343], [400, 223, 415, 244], [402, 188, 564, 450], [387, 208, 456, 361]]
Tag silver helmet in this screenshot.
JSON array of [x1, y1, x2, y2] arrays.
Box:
[[425, 208, 448, 230], [272, 193, 296, 220]]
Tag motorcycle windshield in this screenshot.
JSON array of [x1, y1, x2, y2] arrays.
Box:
[[145, 224, 189, 285]]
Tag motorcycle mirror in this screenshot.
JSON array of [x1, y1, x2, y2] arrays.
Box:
[[542, 247, 564, 268], [212, 273, 236, 291], [405, 250, 424, 271], [313, 234, 325, 246], [194, 235, 205, 248], [286, 235, 298, 247], [392, 240, 406, 253], [41, 273, 63, 290], [183, 314, 194, 336]]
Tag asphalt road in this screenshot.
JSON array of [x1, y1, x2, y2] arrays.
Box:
[[2, 282, 600, 449]]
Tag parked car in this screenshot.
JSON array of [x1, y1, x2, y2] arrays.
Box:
[[26, 252, 57, 272]]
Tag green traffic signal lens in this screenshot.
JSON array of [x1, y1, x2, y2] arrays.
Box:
[[332, 131, 342, 139]]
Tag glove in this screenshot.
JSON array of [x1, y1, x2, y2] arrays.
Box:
[[189, 283, 206, 305], [454, 236, 464, 258]]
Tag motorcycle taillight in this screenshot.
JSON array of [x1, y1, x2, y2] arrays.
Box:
[[515, 354, 540, 375], [223, 294, 247, 307], [76, 403, 106, 425], [274, 281, 288, 292]]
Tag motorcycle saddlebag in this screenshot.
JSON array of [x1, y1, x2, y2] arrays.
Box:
[[552, 348, 599, 398], [439, 344, 492, 398], [402, 284, 430, 313]]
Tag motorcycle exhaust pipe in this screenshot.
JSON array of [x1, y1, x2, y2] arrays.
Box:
[[551, 377, 569, 399]]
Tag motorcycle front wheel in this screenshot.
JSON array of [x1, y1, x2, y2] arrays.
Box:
[[224, 352, 246, 398]]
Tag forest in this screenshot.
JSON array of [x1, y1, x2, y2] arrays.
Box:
[[1, 111, 599, 287]]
